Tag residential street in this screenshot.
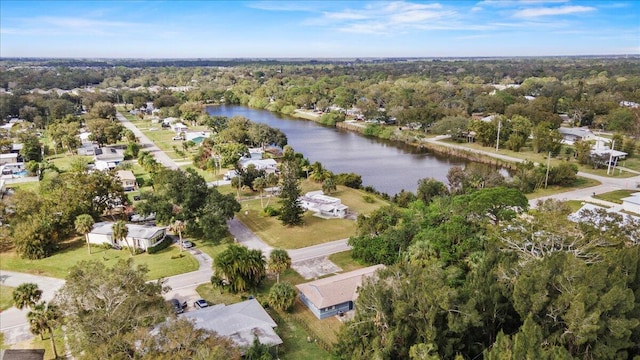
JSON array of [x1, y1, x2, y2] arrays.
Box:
[[0, 272, 65, 344], [115, 111, 179, 170]]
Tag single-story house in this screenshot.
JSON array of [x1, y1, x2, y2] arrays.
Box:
[[621, 192, 640, 214], [87, 221, 166, 251], [94, 148, 124, 171], [171, 122, 188, 133], [77, 143, 99, 156], [116, 170, 137, 191], [239, 158, 278, 173], [162, 117, 179, 125], [299, 190, 349, 219], [558, 127, 595, 145], [179, 299, 283, 348], [296, 264, 385, 319], [0, 153, 18, 166]]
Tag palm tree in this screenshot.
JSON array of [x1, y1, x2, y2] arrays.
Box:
[[112, 220, 132, 255], [252, 177, 267, 208], [309, 161, 327, 182], [27, 301, 61, 358], [267, 282, 297, 311], [214, 245, 266, 293], [12, 283, 42, 310], [322, 176, 337, 195], [75, 214, 95, 254], [268, 249, 292, 283], [170, 220, 186, 253]]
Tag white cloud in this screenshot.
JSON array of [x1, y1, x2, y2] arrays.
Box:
[[306, 1, 462, 34], [513, 5, 596, 17]]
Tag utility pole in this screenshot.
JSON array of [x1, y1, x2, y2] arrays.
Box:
[[607, 140, 615, 175], [495, 119, 501, 152], [544, 151, 551, 189]]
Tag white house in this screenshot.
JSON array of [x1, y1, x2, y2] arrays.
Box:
[[0, 153, 18, 166], [621, 192, 640, 214], [115, 170, 137, 191], [239, 158, 278, 173], [87, 222, 166, 251], [558, 127, 595, 145], [171, 122, 188, 133], [299, 190, 349, 218], [94, 148, 124, 171]]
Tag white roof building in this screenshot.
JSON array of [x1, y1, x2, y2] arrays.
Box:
[[299, 190, 349, 218]]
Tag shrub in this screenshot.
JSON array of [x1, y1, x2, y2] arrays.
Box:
[[363, 195, 375, 203], [262, 206, 280, 217], [147, 236, 172, 254]]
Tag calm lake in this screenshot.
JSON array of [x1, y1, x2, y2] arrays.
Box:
[[206, 105, 467, 195]]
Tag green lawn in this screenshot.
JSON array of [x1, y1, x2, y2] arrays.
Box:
[[0, 238, 198, 280], [593, 189, 638, 204], [47, 153, 93, 172], [0, 285, 15, 311], [235, 182, 388, 249], [328, 251, 366, 273], [5, 181, 40, 193], [526, 176, 601, 200]]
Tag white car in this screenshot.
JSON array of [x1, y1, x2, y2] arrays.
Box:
[[172, 135, 184, 141], [181, 240, 194, 249]]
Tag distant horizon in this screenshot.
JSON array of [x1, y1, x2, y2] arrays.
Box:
[[1, 1, 638, 58], [2, 54, 639, 61]]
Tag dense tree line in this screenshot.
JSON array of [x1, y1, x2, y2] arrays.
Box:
[[338, 188, 640, 359]]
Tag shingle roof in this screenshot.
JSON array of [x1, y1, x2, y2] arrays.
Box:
[[180, 299, 282, 348], [296, 264, 385, 309]]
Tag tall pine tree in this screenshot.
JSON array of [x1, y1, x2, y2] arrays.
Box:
[[278, 146, 304, 226]]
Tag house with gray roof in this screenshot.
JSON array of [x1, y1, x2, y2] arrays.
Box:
[[558, 127, 595, 145], [87, 222, 166, 251], [296, 264, 385, 319], [180, 299, 282, 348]]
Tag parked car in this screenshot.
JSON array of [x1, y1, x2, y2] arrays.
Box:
[[181, 240, 194, 249], [194, 299, 209, 309], [169, 298, 185, 314], [172, 135, 184, 141]]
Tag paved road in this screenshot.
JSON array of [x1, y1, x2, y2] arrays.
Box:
[[116, 111, 179, 170], [0, 271, 65, 344], [288, 239, 351, 262], [227, 217, 351, 262]]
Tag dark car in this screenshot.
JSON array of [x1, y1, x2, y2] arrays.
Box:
[[169, 298, 185, 314], [194, 299, 209, 309]]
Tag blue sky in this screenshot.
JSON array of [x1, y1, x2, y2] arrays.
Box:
[[1, 0, 638, 58]]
